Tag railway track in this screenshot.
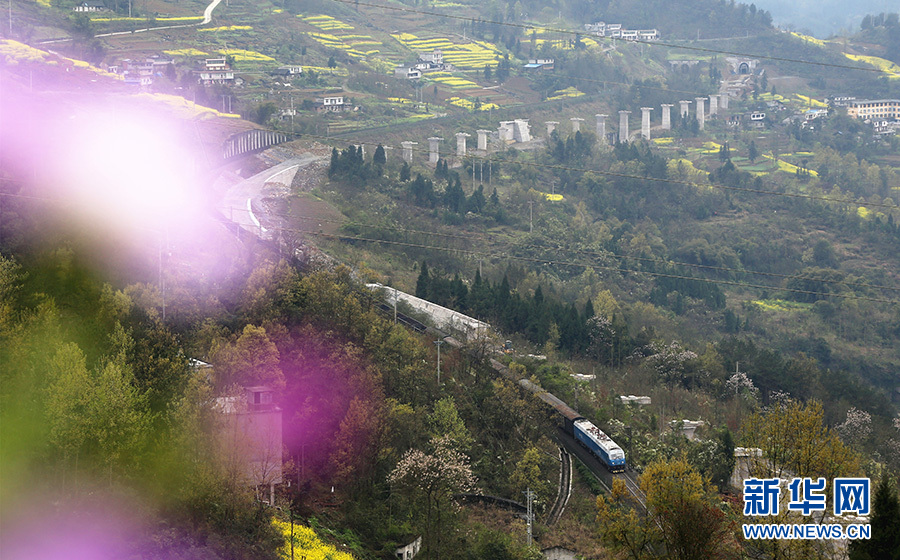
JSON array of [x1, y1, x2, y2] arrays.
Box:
[[545, 446, 572, 526], [373, 302, 428, 333], [618, 469, 648, 511]]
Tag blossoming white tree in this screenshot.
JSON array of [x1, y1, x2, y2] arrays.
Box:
[[389, 435, 476, 558]]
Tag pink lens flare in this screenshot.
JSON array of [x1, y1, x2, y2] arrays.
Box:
[[47, 106, 204, 236]]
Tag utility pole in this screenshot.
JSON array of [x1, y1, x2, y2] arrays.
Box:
[[434, 339, 445, 385], [528, 200, 534, 233], [161, 226, 169, 322], [158, 237, 164, 321], [524, 488, 535, 546]]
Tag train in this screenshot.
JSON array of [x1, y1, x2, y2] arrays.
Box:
[[366, 286, 627, 473], [494, 361, 627, 473]]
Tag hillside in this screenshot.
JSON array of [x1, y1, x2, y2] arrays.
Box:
[[3, 0, 900, 559]]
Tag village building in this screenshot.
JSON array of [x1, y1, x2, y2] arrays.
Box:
[[197, 58, 234, 85], [72, 0, 106, 12], [523, 58, 554, 71], [271, 65, 302, 76], [393, 66, 422, 79], [873, 120, 900, 135], [584, 21, 658, 40], [804, 108, 828, 121], [123, 74, 153, 88], [315, 95, 352, 112], [394, 537, 422, 560], [215, 386, 284, 505], [829, 96, 857, 107], [394, 48, 450, 79], [847, 99, 900, 120]]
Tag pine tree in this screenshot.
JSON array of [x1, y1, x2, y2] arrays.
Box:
[[329, 147, 339, 177], [849, 477, 900, 560], [444, 179, 466, 214], [373, 144, 386, 166], [415, 261, 430, 299], [489, 188, 500, 206], [466, 185, 486, 214], [400, 161, 411, 182]]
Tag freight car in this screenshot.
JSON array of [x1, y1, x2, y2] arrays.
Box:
[[368, 286, 627, 473], [517, 375, 626, 473]]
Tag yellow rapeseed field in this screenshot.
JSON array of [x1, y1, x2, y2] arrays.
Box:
[[164, 48, 209, 56], [217, 48, 274, 61], [762, 154, 819, 177], [547, 86, 584, 100], [790, 32, 826, 47], [272, 519, 355, 560], [843, 53, 900, 79]]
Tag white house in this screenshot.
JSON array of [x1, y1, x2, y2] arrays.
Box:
[[394, 66, 422, 79], [316, 95, 351, 112], [196, 58, 234, 84], [272, 65, 302, 76], [73, 0, 106, 12]]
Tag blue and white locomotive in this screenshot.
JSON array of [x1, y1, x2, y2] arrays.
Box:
[[572, 418, 626, 472]]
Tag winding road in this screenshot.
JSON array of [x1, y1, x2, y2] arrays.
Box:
[[40, 0, 224, 44], [219, 154, 323, 238]]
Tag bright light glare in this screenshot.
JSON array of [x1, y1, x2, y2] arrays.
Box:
[[48, 107, 202, 235]]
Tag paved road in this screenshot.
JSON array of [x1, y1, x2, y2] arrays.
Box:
[[39, 0, 223, 44], [219, 154, 322, 238]]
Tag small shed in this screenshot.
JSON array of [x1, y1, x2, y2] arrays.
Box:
[[542, 546, 578, 560]]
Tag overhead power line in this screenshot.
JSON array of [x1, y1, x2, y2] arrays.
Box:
[[258, 221, 900, 305], [4, 171, 899, 301], [260, 210, 900, 296], [5, 179, 895, 296]]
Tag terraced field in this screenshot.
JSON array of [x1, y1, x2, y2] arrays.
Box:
[[391, 33, 502, 69], [447, 96, 498, 111], [547, 86, 584, 100], [297, 14, 390, 63], [527, 26, 600, 50]]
